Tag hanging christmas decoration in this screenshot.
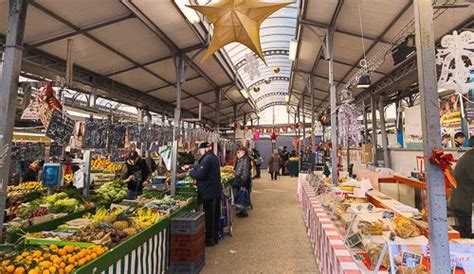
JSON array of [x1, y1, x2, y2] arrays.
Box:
[[338, 103, 363, 147], [253, 86, 261, 93], [188, 0, 291, 63], [429, 149, 457, 196], [243, 53, 261, 81], [436, 30, 474, 95], [273, 65, 280, 73]]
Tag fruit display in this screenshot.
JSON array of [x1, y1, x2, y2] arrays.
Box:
[[103, 163, 122, 174], [7, 182, 47, 201], [91, 158, 111, 170], [44, 193, 84, 214], [0, 245, 107, 274], [220, 165, 234, 174], [89, 180, 127, 205], [221, 172, 234, 186], [289, 156, 299, 161], [130, 208, 161, 230]]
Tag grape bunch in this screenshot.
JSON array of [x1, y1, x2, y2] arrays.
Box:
[[29, 206, 48, 218]]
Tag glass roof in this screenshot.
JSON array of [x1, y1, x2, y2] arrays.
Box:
[[223, 1, 298, 113]]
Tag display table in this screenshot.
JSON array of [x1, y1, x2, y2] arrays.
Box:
[[297, 174, 362, 274], [75, 200, 196, 274]]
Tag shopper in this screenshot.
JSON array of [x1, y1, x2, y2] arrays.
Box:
[[233, 147, 252, 217], [469, 136, 474, 148], [269, 149, 281, 181], [121, 151, 149, 200], [188, 142, 222, 246], [21, 160, 40, 182], [451, 147, 474, 238], [251, 148, 263, 179], [454, 132, 466, 148], [280, 146, 289, 175]]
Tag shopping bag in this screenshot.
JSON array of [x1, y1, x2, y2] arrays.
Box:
[[235, 188, 250, 208]]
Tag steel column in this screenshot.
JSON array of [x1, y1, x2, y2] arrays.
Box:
[[371, 96, 378, 165], [378, 96, 391, 168], [0, 0, 29, 242], [302, 90, 306, 147], [310, 78, 316, 153], [363, 100, 369, 143], [170, 54, 185, 196], [327, 27, 338, 185], [413, 0, 450, 272]]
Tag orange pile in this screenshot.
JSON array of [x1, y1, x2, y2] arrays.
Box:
[[1, 245, 107, 274]]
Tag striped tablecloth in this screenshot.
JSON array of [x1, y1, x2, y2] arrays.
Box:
[[297, 175, 363, 274]]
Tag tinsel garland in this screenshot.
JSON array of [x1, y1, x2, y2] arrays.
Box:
[[338, 103, 363, 147]]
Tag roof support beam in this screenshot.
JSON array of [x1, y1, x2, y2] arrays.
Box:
[[104, 42, 206, 77], [29, 2, 220, 120], [335, 1, 412, 90], [301, 18, 393, 45], [143, 75, 201, 94], [29, 13, 135, 47]]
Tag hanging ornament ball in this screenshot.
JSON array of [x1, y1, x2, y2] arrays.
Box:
[[273, 65, 280, 73]]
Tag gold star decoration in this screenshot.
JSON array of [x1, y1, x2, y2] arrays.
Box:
[[188, 0, 292, 64]]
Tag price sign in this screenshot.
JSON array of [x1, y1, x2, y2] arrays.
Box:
[[108, 124, 126, 148], [299, 152, 315, 173], [83, 118, 109, 148], [402, 251, 422, 269], [45, 109, 75, 145], [383, 210, 395, 219]]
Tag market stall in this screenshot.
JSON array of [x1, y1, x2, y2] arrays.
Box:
[[297, 173, 473, 273]]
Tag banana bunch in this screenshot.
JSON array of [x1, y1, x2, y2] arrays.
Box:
[[131, 208, 160, 230], [88, 207, 108, 222]]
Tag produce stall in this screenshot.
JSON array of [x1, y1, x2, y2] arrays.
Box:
[[1, 187, 196, 274], [297, 174, 473, 273]]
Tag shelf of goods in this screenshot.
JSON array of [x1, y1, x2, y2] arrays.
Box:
[[2, 179, 196, 274], [297, 174, 473, 274]]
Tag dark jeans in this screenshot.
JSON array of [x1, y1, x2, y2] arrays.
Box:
[[270, 172, 278, 180], [202, 198, 221, 245], [454, 210, 472, 238], [255, 165, 261, 178]]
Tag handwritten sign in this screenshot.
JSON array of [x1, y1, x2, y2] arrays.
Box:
[[402, 251, 422, 269], [127, 124, 140, 142], [45, 109, 75, 145], [83, 118, 109, 149], [300, 153, 315, 173], [108, 124, 126, 148]]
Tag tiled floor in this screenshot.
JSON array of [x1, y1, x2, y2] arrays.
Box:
[[201, 174, 319, 274]]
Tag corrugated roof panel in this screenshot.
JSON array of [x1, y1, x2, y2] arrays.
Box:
[[110, 68, 167, 92], [35, 0, 129, 28], [37, 34, 133, 75], [132, 0, 201, 48], [88, 19, 172, 64]]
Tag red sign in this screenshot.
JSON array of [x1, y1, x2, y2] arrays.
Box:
[[290, 124, 295, 130], [274, 128, 279, 133], [259, 128, 264, 133]]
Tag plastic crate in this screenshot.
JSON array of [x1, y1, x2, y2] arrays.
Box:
[[171, 212, 205, 235], [170, 246, 204, 262], [171, 228, 205, 245], [170, 252, 205, 273]]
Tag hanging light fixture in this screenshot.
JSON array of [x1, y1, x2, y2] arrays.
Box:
[[391, 34, 416, 65], [356, 74, 371, 89], [264, 79, 271, 84], [253, 86, 261, 93], [284, 95, 290, 102]]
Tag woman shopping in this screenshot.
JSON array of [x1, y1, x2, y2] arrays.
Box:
[[233, 147, 252, 217], [269, 149, 281, 181]]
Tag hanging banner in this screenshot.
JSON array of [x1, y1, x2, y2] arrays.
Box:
[[266, 128, 272, 134], [274, 127, 279, 133], [259, 128, 264, 133], [282, 126, 287, 132], [253, 129, 260, 140]]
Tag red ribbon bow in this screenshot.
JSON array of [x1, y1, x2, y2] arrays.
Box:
[[429, 149, 457, 192]]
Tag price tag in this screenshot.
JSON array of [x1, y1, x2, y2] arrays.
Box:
[[383, 210, 395, 219], [402, 251, 422, 269]]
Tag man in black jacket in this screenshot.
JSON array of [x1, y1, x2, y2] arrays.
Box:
[[121, 151, 149, 200], [451, 148, 474, 238], [188, 142, 222, 246]]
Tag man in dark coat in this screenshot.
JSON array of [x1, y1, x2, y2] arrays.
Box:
[[121, 151, 149, 200], [451, 149, 474, 238], [188, 142, 222, 246]]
